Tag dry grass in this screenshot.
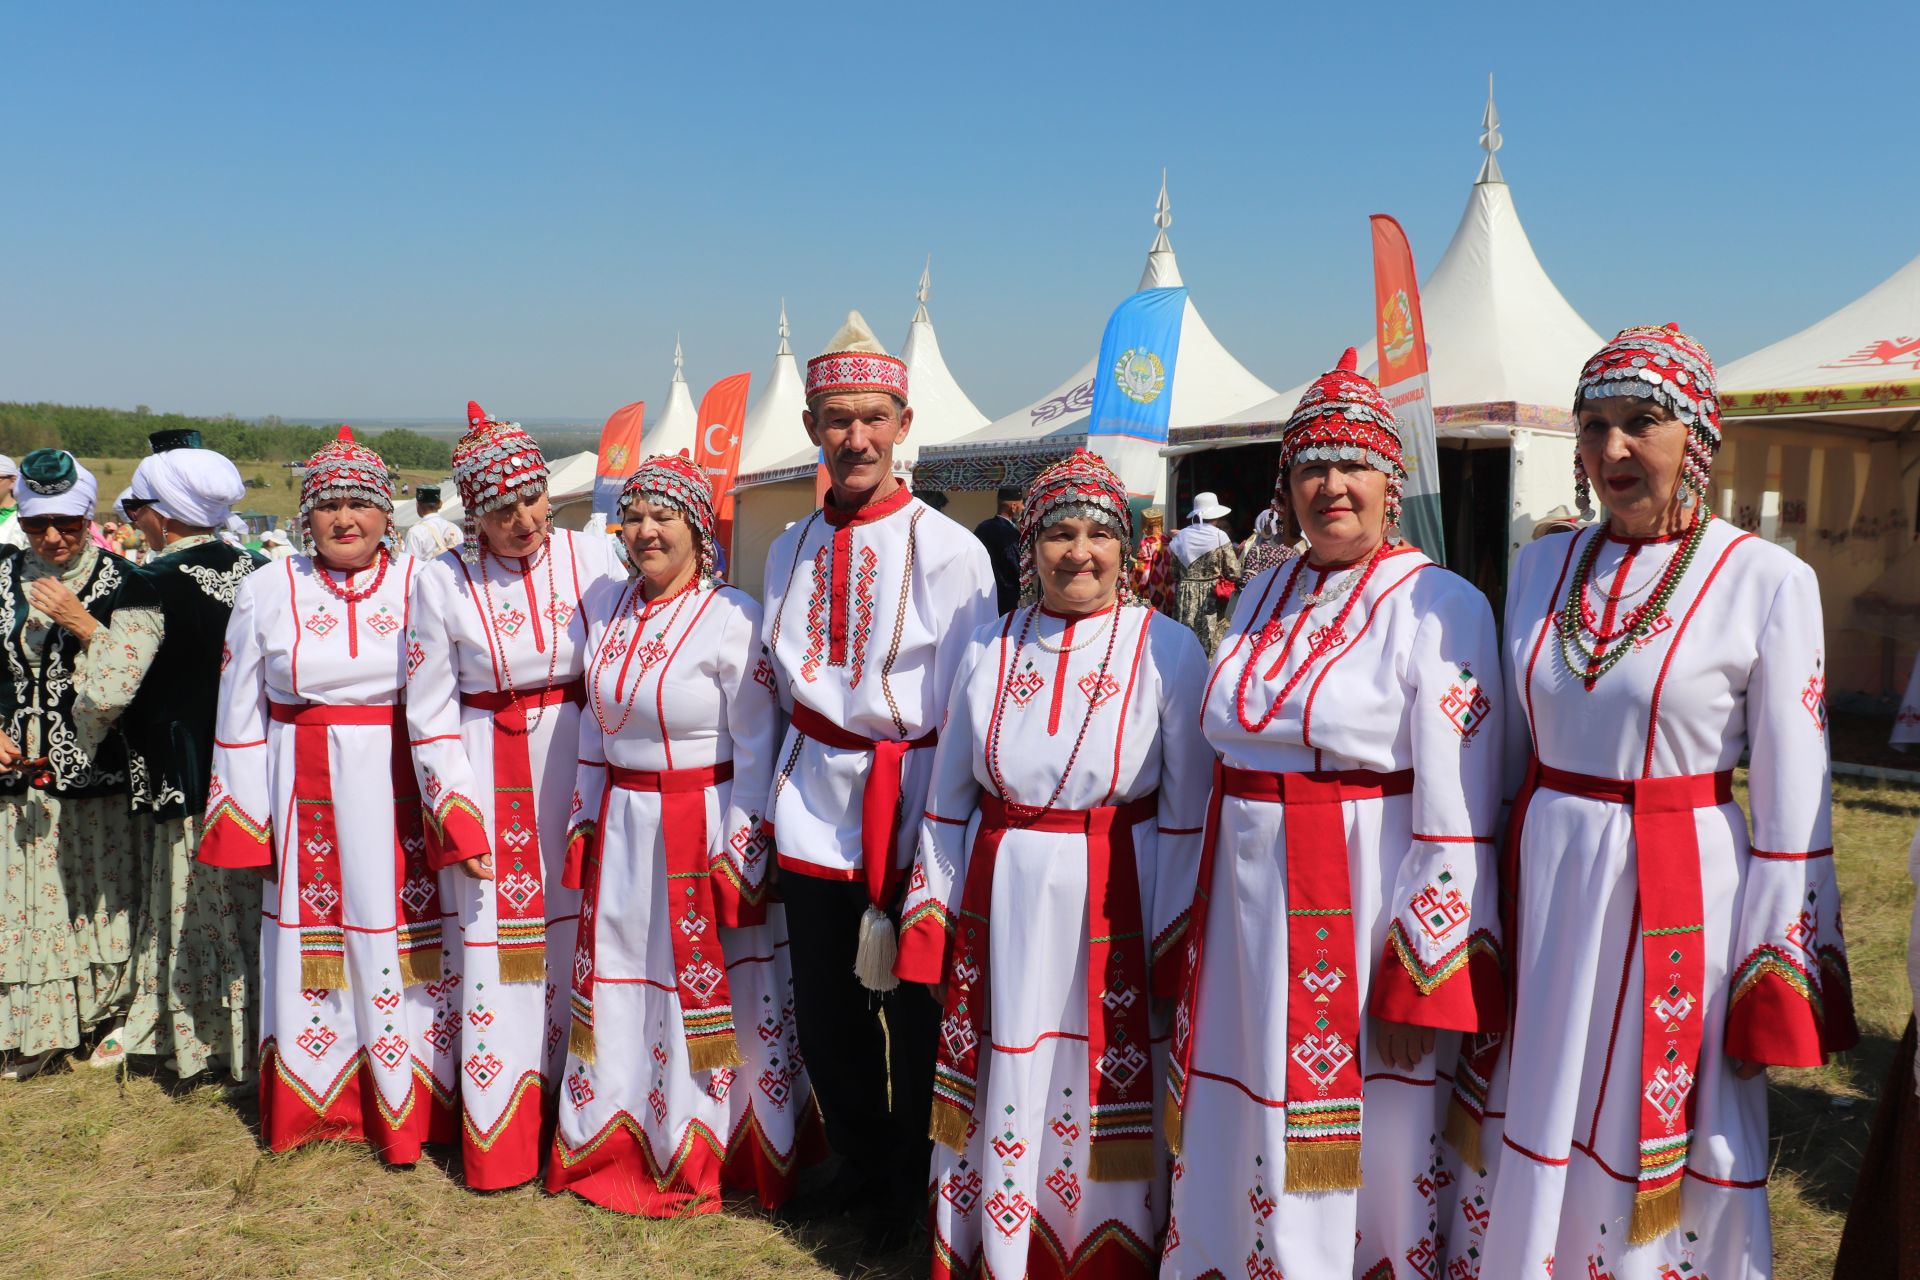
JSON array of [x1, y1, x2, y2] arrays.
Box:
[[0, 776, 1913, 1280]]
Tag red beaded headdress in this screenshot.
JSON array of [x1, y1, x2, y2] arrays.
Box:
[[618, 451, 719, 585], [1571, 324, 1720, 515], [805, 310, 909, 404], [452, 399, 550, 564], [1016, 448, 1137, 605], [299, 426, 392, 554], [1275, 348, 1406, 528]]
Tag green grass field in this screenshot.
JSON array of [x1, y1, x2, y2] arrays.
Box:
[[0, 775, 1913, 1280], [78, 458, 448, 526]]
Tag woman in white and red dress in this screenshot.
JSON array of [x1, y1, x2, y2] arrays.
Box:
[[1160, 351, 1506, 1280], [1445, 326, 1858, 1280], [200, 428, 455, 1161], [404, 401, 621, 1189], [892, 450, 1212, 1279], [547, 453, 821, 1216]]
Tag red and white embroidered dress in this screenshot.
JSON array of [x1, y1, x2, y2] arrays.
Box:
[[403, 528, 621, 1188], [1447, 520, 1857, 1280], [894, 603, 1212, 1280], [546, 578, 822, 1215], [200, 552, 457, 1161], [760, 487, 998, 886], [1160, 546, 1505, 1280]]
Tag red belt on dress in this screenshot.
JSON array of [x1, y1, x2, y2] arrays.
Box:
[[1167, 760, 1413, 1193], [788, 701, 936, 910], [457, 678, 585, 984], [1522, 756, 1730, 1243], [269, 699, 442, 990], [563, 760, 742, 1073], [930, 790, 1158, 1183]]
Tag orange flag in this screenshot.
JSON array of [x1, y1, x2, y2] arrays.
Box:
[[591, 400, 645, 516], [693, 372, 752, 560], [1370, 213, 1446, 564]]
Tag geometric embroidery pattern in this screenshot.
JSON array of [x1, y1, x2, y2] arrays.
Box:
[[1438, 666, 1491, 741]]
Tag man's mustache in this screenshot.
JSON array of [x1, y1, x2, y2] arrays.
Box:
[[834, 451, 881, 465]]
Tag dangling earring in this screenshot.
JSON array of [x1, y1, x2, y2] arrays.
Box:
[[1574, 457, 1595, 522]]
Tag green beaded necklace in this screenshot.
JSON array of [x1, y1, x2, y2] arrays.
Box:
[[1554, 508, 1712, 687]]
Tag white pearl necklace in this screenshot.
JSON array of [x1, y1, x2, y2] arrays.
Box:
[[1031, 605, 1117, 654], [1299, 563, 1366, 608]]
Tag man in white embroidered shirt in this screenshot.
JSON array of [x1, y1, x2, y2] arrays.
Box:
[[761, 310, 996, 1246]]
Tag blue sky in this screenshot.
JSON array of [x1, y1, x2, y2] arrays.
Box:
[[3, 1, 1911, 426]]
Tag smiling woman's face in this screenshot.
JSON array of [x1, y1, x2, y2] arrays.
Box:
[[1576, 395, 1689, 536], [308, 498, 387, 571], [1287, 459, 1387, 566], [1033, 514, 1121, 616]]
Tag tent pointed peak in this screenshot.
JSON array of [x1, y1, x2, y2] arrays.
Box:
[[776, 300, 791, 356], [913, 254, 932, 324], [1150, 167, 1173, 254], [672, 334, 686, 383], [1478, 74, 1505, 185], [1139, 170, 1183, 290]]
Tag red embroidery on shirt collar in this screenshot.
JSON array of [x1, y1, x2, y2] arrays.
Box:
[[822, 482, 913, 529]]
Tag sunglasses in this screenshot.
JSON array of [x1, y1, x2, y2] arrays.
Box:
[[120, 498, 154, 516], [20, 517, 87, 535]]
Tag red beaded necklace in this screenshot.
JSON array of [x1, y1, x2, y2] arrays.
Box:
[[478, 535, 563, 734], [983, 603, 1128, 819], [1234, 543, 1387, 734], [312, 545, 390, 604], [590, 573, 698, 736]]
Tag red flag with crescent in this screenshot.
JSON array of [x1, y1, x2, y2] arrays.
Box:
[[591, 400, 645, 517], [692, 372, 752, 560]]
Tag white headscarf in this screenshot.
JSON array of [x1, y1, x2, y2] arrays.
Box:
[[131, 449, 248, 529], [0, 455, 17, 479], [17, 450, 97, 519]]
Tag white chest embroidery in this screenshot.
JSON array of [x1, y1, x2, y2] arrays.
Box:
[[181, 559, 254, 606]]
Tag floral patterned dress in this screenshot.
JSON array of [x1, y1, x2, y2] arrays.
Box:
[[0, 542, 163, 1058]]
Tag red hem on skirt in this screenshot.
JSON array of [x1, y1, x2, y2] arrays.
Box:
[[545, 1094, 826, 1217], [259, 1039, 457, 1163], [930, 1206, 1160, 1280], [460, 1070, 547, 1190]]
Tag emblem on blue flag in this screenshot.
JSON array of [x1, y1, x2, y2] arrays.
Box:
[[1088, 287, 1186, 444]]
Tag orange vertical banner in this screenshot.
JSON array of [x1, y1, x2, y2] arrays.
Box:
[[591, 400, 645, 517], [693, 372, 752, 562], [1370, 213, 1446, 564]]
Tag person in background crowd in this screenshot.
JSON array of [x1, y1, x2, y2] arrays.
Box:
[[0, 455, 25, 550], [913, 487, 949, 512], [1169, 491, 1240, 655], [403, 401, 621, 1190], [974, 485, 1024, 614], [199, 427, 454, 1163], [549, 453, 819, 1215], [118, 431, 266, 1082], [894, 450, 1211, 1279], [1238, 499, 1299, 583], [760, 311, 997, 1249], [1529, 504, 1583, 541], [1130, 504, 1176, 613], [0, 451, 164, 1080], [1449, 326, 1856, 1278], [259, 528, 294, 562], [404, 484, 462, 561]]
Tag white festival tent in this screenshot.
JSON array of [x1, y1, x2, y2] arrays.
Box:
[[913, 174, 1276, 522], [1712, 249, 1920, 697], [729, 262, 993, 597], [641, 337, 699, 461]]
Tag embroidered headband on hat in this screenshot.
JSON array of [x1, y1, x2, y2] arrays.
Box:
[[148, 428, 203, 453], [1571, 323, 1721, 511], [618, 451, 720, 585], [452, 399, 550, 564], [299, 426, 393, 553], [1016, 448, 1137, 605], [131, 448, 247, 529], [1275, 347, 1407, 528], [806, 309, 909, 404], [18, 449, 99, 520]]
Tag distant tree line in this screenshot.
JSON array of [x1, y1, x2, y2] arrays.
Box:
[[0, 403, 452, 469]]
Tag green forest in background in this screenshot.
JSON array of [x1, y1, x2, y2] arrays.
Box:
[[0, 402, 452, 468]]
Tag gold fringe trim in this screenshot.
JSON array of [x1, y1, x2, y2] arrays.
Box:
[[397, 946, 442, 989], [929, 1096, 972, 1155], [1629, 1180, 1683, 1244], [1283, 1140, 1363, 1192], [301, 954, 348, 992], [1089, 1138, 1155, 1184], [496, 948, 547, 985], [569, 1019, 596, 1065], [1163, 1091, 1184, 1156], [1442, 1097, 1484, 1173], [687, 1033, 745, 1073]]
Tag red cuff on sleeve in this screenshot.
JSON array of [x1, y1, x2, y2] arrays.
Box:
[[893, 912, 950, 986], [424, 797, 489, 871], [197, 802, 272, 868], [1370, 924, 1504, 1033], [710, 864, 769, 928], [1725, 945, 1838, 1067]]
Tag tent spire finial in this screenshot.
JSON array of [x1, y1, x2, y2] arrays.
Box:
[[777, 300, 791, 356], [1478, 73, 1504, 184], [1151, 167, 1173, 253], [673, 333, 686, 382], [913, 255, 932, 324]]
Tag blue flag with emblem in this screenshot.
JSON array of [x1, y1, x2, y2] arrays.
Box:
[[1086, 286, 1186, 496]]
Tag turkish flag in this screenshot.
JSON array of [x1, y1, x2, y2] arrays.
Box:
[[692, 372, 752, 560]]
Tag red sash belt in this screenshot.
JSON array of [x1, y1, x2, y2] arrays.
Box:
[[269, 700, 441, 990], [565, 761, 741, 1073], [1167, 760, 1413, 1192], [929, 791, 1158, 1182], [1526, 757, 1729, 1242], [788, 701, 936, 910], [458, 678, 584, 984]]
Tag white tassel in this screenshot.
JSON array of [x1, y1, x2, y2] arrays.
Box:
[[853, 904, 901, 993]]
